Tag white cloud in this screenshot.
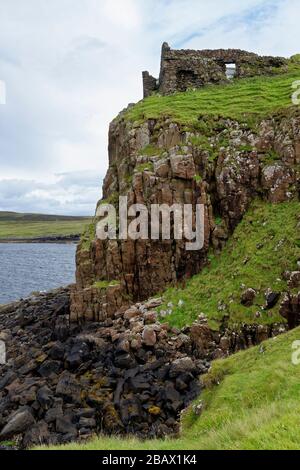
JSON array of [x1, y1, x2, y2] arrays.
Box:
[[0, 171, 101, 215], [102, 0, 142, 30]]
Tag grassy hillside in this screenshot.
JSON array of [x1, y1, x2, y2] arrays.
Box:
[[159, 200, 300, 330], [0, 211, 92, 239], [37, 326, 300, 450], [126, 57, 300, 125]]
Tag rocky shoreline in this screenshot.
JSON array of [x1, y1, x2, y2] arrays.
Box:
[[0, 287, 290, 449]]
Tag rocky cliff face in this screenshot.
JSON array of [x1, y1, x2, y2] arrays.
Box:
[[71, 108, 300, 323], [1, 93, 300, 450]]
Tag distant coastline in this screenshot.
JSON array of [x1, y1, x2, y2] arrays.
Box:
[[0, 210, 91, 242], [0, 234, 80, 244]]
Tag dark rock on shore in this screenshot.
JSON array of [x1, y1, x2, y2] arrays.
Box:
[[0, 288, 289, 449], [0, 289, 205, 448]]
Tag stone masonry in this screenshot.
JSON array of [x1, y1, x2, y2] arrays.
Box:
[[143, 42, 287, 97]]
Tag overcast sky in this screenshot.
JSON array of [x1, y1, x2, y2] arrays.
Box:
[[0, 0, 299, 215]]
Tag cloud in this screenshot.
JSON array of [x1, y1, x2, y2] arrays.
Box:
[[0, 0, 299, 214], [0, 171, 101, 215]]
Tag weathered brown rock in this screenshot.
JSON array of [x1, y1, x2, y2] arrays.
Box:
[[241, 288, 256, 307], [280, 292, 300, 328], [56, 372, 81, 404], [288, 271, 300, 288], [72, 107, 299, 323], [142, 325, 157, 346], [0, 408, 35, 439]]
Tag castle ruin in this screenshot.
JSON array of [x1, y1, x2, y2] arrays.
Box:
[[143, 42, 287, 97]]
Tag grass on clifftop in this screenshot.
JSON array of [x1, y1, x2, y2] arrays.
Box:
[[37, 326, 300, 450], [0, 212, 92, 239], [160, 200, 300, 330], [126, 59, 300, 125]]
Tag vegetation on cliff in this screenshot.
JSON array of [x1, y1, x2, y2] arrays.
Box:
[[126, 57, 300, 125], [160, 200, 300, 329]]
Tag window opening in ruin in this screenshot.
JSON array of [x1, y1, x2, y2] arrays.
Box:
[[226, 63, 236, 79]]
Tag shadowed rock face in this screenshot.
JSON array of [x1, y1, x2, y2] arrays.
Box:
[[71, 108, 300, 323]]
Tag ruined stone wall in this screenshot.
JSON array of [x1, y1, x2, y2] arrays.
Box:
[[142, 71, 158, 98], [143, 42, 287, 96], [71, 107, 300, 322]]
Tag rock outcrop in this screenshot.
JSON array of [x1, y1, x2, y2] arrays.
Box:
[[72, 108, 300, 322]]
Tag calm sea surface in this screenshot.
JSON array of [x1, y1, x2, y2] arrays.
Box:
[[0, 243, 76, 304]]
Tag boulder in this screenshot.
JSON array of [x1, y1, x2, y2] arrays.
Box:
[[144, 311, 158, 324], [45, 405, 64, 424], [56, 371, 81, 404], [124, 306, 140, 320], [38, 360, 62, 378], [56, 415, 77, 435], [0, 407, 35, 439], [241, 288, 256, 306], [78, 417, 96, 429], [66, 340, 90, 370], [0, 371, 17, 391], [142, 326, 157, 346], [114, 353, 136, 369], [49, 342, 65, 361], [170, 154, 196, 180], [265, 290, 281, 309], [190, 322, 213, 357], [288, 271, 300, 288], [169, 357, 196, 378], [280, 293, 300, 328], [23, 420, 50, 448], [37, 385, 54, 410]]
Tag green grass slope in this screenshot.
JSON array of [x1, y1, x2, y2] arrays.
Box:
[[126, 57, 300, 125], [35, 59, 300, 451], [159, 200, 300, 330], [0, 212, 92, 239], [37, 326, 300, 450]]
